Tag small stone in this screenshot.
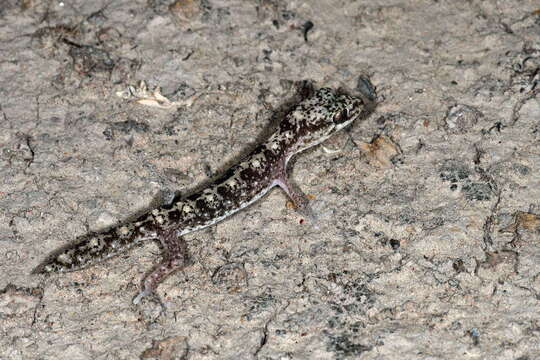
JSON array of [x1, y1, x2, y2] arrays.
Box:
[[444, 104, 482, 133]]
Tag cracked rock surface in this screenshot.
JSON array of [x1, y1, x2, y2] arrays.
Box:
[[1, 1, 539, 359]]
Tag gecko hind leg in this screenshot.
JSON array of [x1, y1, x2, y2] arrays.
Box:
[[133, 228, 190, 305]]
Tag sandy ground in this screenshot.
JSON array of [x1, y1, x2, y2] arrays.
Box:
[[1, 0, 539, 359]]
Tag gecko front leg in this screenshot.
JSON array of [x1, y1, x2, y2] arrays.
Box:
[[133, 228, 190, 304], [273, 163, 317, 225]]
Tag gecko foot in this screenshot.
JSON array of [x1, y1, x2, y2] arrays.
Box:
[[274, 176, 319, 227], [133, 229, 190, 305], [296, 201, 319, 228]]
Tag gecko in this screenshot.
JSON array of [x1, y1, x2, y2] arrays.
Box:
[[35, 85, 373, 304]]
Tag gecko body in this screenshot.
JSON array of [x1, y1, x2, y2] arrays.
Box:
[[36, 87, 372, 303]]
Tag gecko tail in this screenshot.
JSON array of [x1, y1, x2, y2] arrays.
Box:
[[33, 224, 148, 274]]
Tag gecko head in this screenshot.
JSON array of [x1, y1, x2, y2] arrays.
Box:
[[285, 88, 366, 153]]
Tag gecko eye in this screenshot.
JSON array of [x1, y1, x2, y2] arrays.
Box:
[[333, 108, 349, 124]]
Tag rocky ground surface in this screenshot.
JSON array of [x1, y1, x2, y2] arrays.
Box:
[[0, 0, 539, 359]]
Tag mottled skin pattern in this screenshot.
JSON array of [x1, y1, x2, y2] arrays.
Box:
[[35, 87, 371, 304]]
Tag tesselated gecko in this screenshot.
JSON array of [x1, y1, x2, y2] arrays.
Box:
[[35, 85, 373, 304]]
